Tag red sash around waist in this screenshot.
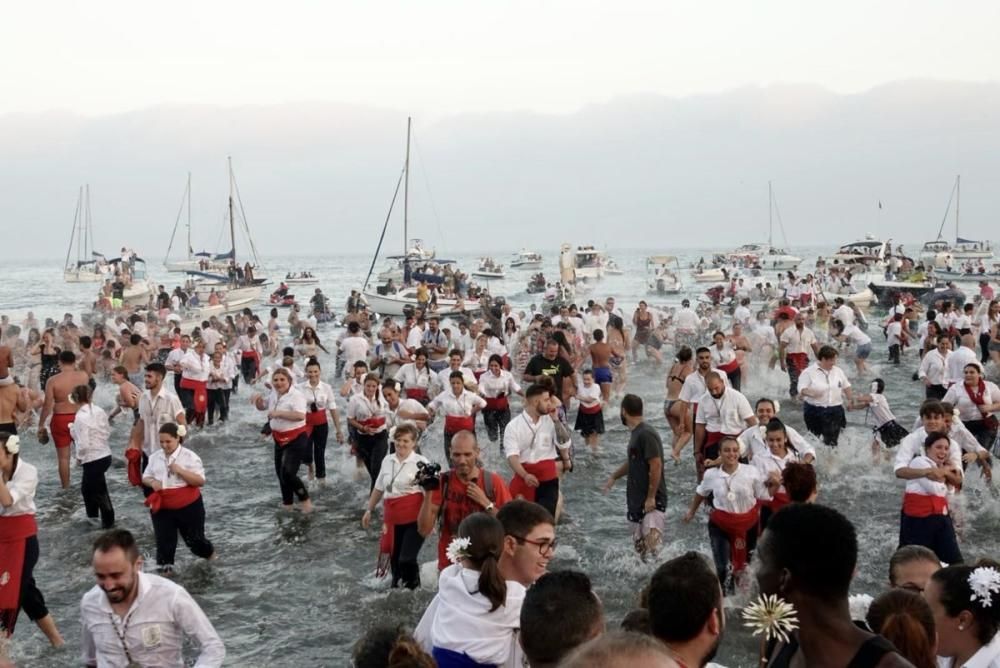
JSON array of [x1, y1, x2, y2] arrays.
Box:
[[579, 402, 603, 415], [444, 415, 475, 434], [718, 358, 740, 374], [0, 514, 38, 611], [903, 492, 948, 517], [509, 459, 559, 502], [241, 350, 260, 361], [759, 491, 791, 513], [358, 416, 387, 432], [144, 485, 201, 514], [376, 493, 424, 577], [484, 395, 509, 411], [709, 506, 760, 573], [273, 424, 310, 447], [180, 377, 208, 414], [405, 387, 428, 401], [786, 352, 809, 371], [473, 370, 486, 381], [125, 448, 143, 486], [305, 410, 328, 427]]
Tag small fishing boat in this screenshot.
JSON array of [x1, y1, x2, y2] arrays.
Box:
[[646, 256, 683, 295], [603, 257, 624, 275], [472, 257, 505, 279], [509, 249, 543, 269], [283, 272, 320, 285], [365, 287, 476, 317]]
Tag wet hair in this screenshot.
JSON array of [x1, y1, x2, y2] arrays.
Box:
[[364, 372, 381, 386], [817, 344, 838, 360], [648, 551, 721, 642], [762, 503, 857, 600], [525, 383, 551, 400], [488, 353, 503, 367], [382, 379, 399, 393], [695, 346, 711, 357], [71, 384, 93, 404], [676, 345, 693, 363], [560, 631, 673, 667], [145, 362, 167, 379], [0, 432, 18, 464], [932, 562, 1000, 646], [756, 397, 778, 413], [964, 362, 984, 376], [497, 500, 554, 539], [92, 528, 141, 563], [413, 347, 428, 360], [305, 356, 321, 370], [764, 418, 798, 454], [393, 423, 419, 443], [448, 370, 465, 383], [58, 350, 76, 365], [919, 400, 946, 418], [456, 514, 507, 612], [79, 335, 92, 349], [353, 360, 369, 370], [781, 462, 817, 503], [282, 355, 295, 368], [923, 430, 950, 452], [159, 422, 185, 443], [271, 367, 294, 384], [130, 333, 142, 345], [621, 393, 643, 417], [347, 321, 361, 334], [112, 365, 129, 377], [592, 329, 604, 342], [871, 378, 886, 394], [522, 572, 604, 667], [889, 545, 940, 587], [352, 625, 434, 668], [620, 609, 651, 635]]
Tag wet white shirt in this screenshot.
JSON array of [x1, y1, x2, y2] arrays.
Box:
[[267, 387, 307, 433], [373, 450, 430, 499], [138, 387, 185, 456], [80, 571, 225, 668], [867, 393, 897, 429], [386, 398, 429, 429], [394, 363, 433, 391], [695, 388, 754, 434], [503, 411, 571, 464], [943, 380, 1000, 423], [833, 304, 855, 326], [739, 424, 815, 461], [180, 351, 210, 383], [905, 455, 949, 501], [206, 358, 236, 391], [298, 380, 337, 412], [0, 460, 37, 516], [695, 464, 770, 513], [428, 389, 486, 417], [71, 404, 112, 464], [752, 449, 805, 495], [710, 344, 737, 367], [143, 446, 205, 490], [479, 370, 521, 399], [919, 349, 950, 386], [674, 307, 700, 332], [841, 324, 871, 346], [894, 428, 963, 473], [797, 364, 851, 407], [946, 346, 979, 386], [435, 366, 477, 393], [780, 326, 817, 355], [339, 336, 370, 372], [678, 368, 728, 404], [347, 393, 389, 433]]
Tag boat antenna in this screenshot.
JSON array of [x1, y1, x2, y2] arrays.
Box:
[[934, 177, 958, 241], [363, 167, 407, 292]]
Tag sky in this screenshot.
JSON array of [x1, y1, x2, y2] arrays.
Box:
[[3, 0, 1000, 117], [3, 1, 1000, 259]]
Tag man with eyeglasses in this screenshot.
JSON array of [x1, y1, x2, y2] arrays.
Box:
[[605, 297, 624, 320], [887, 544, 940, 593]]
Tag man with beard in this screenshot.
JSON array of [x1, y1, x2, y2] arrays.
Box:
[[519, 570, 604, 667], [674, 347, 727, 463], [648, 551, 725, 667], [693, 372, 755, 480], [129, 363, 186, 497], [80, 529, 225, 667], [754, 504, 912, 667]]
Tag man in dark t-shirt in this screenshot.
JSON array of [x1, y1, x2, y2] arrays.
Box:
[[523, 339, 575, 405], [602, 393, 667, 559]]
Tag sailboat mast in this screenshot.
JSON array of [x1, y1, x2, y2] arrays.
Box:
[[228, 157, 236, 265], [404, 116, 411, 255], [65, 186, 83, 272], [955, 174, 961, 242], [85, 184, 92, 259], [186, 172, 192, 260], [768, 181, 773, 247]]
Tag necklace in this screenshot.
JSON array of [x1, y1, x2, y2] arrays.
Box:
[[108, 608, 142, 667]]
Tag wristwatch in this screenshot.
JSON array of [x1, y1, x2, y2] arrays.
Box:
[[485, 503, 495, 512]]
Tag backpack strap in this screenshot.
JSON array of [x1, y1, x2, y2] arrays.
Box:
[[482, 469, 495, 503], [437, 471, 451, 529]]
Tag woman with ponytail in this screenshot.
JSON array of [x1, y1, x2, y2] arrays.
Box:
[[415, 513, 525, 667], [926, 561, 1000, 666], [141, 422, 215, 574], [0, 432, 64, 645], [866, 589, 937, 668], [68, 384, 115, 528]]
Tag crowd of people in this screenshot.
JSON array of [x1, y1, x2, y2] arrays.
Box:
[[3, 273, 1000, 666]]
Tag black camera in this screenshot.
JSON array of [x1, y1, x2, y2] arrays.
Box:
[[309, 401, 319, 413], [414, 461, 443, 490]]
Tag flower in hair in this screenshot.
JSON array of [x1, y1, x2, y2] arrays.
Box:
[[969, 567, 1000, 607], [176, 424, 187, 439], [742, 594, 799, 643], [849, 594, 873, 622], [772, 400, 780, 415], [4, 435, 19, 455], [446, 537, 471, 565]]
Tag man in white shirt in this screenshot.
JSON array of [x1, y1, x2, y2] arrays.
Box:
[[199, 321, 222, 353], [164, 334, 191, 397], [918, 335, 951, 399], [778, 313, 819, 398], [832, 297, 855, 327], [405, 316, 425, 354], [130, 363, 186, 497], [504, 384, 572, 519], [694, 373, 756, 480], [339, 322, 370, 379], [945, 334, 979, 386], [81, 529, 225, 668]]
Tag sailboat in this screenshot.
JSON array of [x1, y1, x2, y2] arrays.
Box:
[[184, 158, 267, 304], [363, 118, 475, 317], [919, 175, 993, 268], [163, 174, 222, 273], [63, 185, 110, 283], [723, 182, 802, 270]]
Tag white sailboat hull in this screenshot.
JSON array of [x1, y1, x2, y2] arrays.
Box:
[[510, 260, 542, 269], [471, 271, 505, 279], [362, 289, 476, 317], [64, 269, 107, 283], [123, 281, 155, 308], [192, 284, 263, 303]]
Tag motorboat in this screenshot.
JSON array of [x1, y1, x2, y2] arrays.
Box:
[[868, 275, 939, 307], [526, 273, 547, 294], [509, 249, 543, 269], [829, 236, 888, 270], [918, 239, 953, 270], [934, 263, 1000, 283], [725, 243, 802, 270], [603, 258, 624, 275], [364, 286, 477, 317], [561, 244, 605, 281], [283, 272, 320, 285], [646, 256, 683, 295], [472, 257, 505, 279], [99, 256, 155, 309]]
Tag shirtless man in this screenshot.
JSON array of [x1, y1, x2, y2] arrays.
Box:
[[108, 366, 141, 423], [120, 334, 148, 388], [0, 343, 13, 387], [664, 346, 695, 448], [729, 323, 754, 383], [78, 336, 99, 388], [588, 329, 613, 402], [38, 350, 90, 487], [0, 375, 27, 433]]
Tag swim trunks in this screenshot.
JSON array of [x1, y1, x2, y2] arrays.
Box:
[[50, 413, 76, 449], [0, 422, 16, 435], [593, 367, 612, 384]]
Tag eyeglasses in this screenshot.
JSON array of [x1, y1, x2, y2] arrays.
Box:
[[511, 535, 557, 555], [897, 583, 925, 594]]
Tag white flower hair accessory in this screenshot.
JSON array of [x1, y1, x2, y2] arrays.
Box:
[[969, 567, 1000, 607], [772, 400, 781, 415], [175, 424, 187, 439], [743, 594, 799, 643], [446, 537, 471, 565], [849, 594, 874, 622], [3, 435, 20, 455]]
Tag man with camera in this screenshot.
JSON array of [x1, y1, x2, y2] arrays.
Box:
[[417, 430, 512, 570]]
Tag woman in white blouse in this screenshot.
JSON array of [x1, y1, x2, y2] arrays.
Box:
[[362, 423, 428, 589], [68, 384, 115, 528], [477, 354, 523, 445], [254, 368, 313, 512], [683, 437, 776, 593], [142, 423, 215, 574], [299, 358, 344, 486], [0, 432, 64, 645], [752, 418, 815, 531], [943, 363, 1000, 448]]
